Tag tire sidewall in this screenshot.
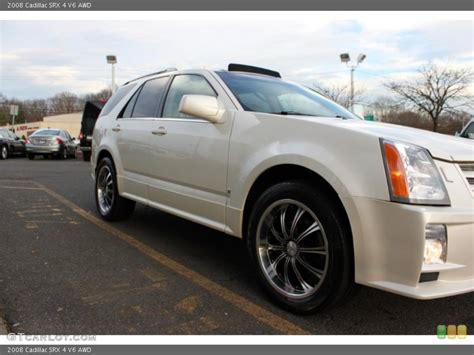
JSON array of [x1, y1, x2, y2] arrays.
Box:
[[247, 181, 350, 313]]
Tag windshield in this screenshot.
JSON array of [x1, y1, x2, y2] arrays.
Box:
[[217, 71, 359, 119], [33, 130, 60, 136]]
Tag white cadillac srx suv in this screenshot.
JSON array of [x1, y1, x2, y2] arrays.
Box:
[[92, 64, 474, 313]]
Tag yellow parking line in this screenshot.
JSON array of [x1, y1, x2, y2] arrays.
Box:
[[0, 186, 43, 190], [34, 182, 309, 335]]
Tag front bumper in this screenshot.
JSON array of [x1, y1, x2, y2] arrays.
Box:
[[342, 196, 474, 299], [26, 144, 62, 154]]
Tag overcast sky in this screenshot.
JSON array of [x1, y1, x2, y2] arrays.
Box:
[[0, 18, 472, 102]]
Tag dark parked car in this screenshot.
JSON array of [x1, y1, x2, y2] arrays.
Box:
[[0, 128, 26, 159], [26, 128, 77, 160], [80, 101, 104, 161]]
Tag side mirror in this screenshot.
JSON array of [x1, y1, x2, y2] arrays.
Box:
[[15, 136, 20, 141], [72, 137, 76, 140], [179, 95, 225, 123]]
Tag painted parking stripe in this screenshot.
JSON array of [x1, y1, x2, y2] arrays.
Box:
[[34, 182, 309, 335]]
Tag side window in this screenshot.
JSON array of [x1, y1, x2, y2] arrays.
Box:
[[132, 76, 169, 118], [162, 75, 216, 118], [120, 87, 142, 119], [99, 83, 136, 117]]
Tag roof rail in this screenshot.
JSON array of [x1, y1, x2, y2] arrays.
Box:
[[123, 67, 178, 85], [228, 63, 281, 78]]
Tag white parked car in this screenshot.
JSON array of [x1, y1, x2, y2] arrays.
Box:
[[92, 64, 474, 313]]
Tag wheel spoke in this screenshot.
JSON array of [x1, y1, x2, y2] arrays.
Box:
[[295, 222, 320, 244], [280, 205, 289, 239], [289, 207, 305, 238], [298, 246, 327, 256], [291, 258, 312, 291], [272, 252, 287, 268], [267, 244, 284, 252], [283, 257, 292, 287], [270, 223, 284, 243], [296, 256, 324, 279]]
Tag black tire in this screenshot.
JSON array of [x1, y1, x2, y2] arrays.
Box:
[[1, 145, 8, 160], [28, 154, 35, 160], [60, 147, 68, 160], [95, 157, 135, 221], [246, 180, 354, 314], [82, 151, 91, 162]]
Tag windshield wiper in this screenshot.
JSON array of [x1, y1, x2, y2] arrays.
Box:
[[270, 111, 314, 116]]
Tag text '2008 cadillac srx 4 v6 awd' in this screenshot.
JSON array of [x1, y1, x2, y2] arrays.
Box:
[[92, 64, 474, 313]]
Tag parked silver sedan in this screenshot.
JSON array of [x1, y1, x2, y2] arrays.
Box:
[[26, 128, 77, 160]]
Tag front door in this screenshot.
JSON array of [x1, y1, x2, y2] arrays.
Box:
[[146, 74, 234, 230]]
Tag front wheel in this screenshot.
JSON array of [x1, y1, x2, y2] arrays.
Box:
[[95, 157, 135, 221], [246, 181, 354, 314]]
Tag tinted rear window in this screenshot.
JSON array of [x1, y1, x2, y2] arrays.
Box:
[[99, 83, 136, 117]]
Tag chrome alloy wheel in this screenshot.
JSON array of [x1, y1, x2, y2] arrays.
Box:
[[256, 199, 329, 299], [96, 165, 115, 215], [1, 146, 7, 159]]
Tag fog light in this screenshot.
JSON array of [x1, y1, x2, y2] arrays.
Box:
[[424, 224, 447, 264]]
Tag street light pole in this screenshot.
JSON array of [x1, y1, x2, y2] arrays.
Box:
[[106, 55, 117, 94], [350, 67, 355, 112], [339, 53, 366, 113], [111, 63, 116, 94]]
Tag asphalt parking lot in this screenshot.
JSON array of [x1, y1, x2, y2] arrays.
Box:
[[0, 157, 472, 335]]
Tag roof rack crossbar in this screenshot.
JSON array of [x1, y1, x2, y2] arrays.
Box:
[[228, 63, 281, 78], [124, 67, 178, 85]]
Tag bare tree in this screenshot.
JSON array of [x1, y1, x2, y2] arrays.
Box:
[[49, 92, 80, 114], [384, 63, 473, 132], [83, 88, 112, 102]]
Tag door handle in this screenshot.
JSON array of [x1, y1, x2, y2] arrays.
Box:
[[112, 126, 121, 132], [151, 127, 167, 136]]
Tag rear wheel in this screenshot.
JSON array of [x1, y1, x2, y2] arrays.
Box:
[[60, 147, 68, 160], [1, 145, 8, 160], [82, 151, 91, 162], [95, 157, 135, 221], [28, 154, 35, 160], [246, 180, 354, 314]]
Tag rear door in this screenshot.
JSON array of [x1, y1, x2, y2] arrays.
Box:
[[113, 76, 171, 201], [146, 73, 235, 230]]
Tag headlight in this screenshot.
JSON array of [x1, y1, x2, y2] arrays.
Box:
[[381, 139, 450, 205]]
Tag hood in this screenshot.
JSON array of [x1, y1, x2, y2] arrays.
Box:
[[336, 119, 474, 162]]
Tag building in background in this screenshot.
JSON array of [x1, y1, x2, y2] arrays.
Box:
[[0, 112, 82, 138]]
